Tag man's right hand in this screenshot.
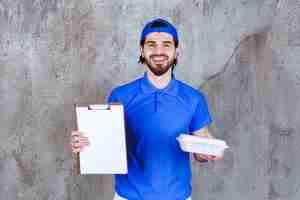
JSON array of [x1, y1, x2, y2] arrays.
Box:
[[70, 131, 90, 153]]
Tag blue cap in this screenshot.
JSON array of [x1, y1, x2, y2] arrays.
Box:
[[140, 18, 178, 44]]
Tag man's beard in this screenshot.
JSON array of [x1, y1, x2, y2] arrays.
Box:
[[144, 55, 175, 76]]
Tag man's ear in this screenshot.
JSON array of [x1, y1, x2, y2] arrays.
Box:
[[175, 49, 179, 59], [140, 46, 144, 57]]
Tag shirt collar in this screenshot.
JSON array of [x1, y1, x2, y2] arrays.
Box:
[[140, 72, 179, 96]]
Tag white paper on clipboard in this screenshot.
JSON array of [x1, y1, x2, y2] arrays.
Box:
[[75, 103, 127, 174]]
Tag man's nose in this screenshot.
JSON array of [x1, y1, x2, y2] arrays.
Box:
[[153, 45, 164, 54]]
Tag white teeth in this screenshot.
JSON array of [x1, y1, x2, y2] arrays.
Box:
[[152, 56, 166, 61]]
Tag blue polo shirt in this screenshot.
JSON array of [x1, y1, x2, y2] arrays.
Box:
[[107, 72, 212, 200]]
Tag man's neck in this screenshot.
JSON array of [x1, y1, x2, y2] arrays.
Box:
[[146, 68, 172, 89]]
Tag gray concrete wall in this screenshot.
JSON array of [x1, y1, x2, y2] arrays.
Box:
[[0, 0, 299, 199]]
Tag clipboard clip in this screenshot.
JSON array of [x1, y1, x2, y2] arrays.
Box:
[[88, 104, 111, 110]]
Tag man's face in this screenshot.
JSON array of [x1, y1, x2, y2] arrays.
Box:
[[141, 32, 177, 76]]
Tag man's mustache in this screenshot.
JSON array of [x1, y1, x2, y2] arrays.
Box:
[[150, 54, 169, 59]]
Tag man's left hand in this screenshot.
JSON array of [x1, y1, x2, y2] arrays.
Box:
[[193, 153, 223, 162], [192, 126, 223, 163]]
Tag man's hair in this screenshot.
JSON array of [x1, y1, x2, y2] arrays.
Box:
[[138, 20, 179, 70]]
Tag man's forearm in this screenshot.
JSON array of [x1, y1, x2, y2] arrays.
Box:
[[192, 126, 213, 138]]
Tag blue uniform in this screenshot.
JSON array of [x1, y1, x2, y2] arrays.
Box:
[[107, 72, 212, 200]]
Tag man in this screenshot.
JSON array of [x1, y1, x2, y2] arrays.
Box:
[[71, 18, 222, 200]]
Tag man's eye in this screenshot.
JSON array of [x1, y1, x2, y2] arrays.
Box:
[[146, 43, 155, 48]]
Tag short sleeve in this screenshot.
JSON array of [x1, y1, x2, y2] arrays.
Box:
[[106, 88, 119, 103], [189, 93, 213, 132]]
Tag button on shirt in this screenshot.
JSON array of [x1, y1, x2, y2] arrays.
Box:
[[107, 72, 212, 200]]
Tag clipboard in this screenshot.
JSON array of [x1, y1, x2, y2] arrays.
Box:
[[74, 103, 128, 175]]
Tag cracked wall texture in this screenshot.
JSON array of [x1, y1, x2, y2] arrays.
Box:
[[0, 0, 299, 199]]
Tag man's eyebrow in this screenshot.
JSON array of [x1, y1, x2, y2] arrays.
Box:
[[145, 40, 156, 44]]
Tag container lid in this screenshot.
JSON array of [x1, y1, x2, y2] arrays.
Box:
[[176, 134, 229, 148]]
